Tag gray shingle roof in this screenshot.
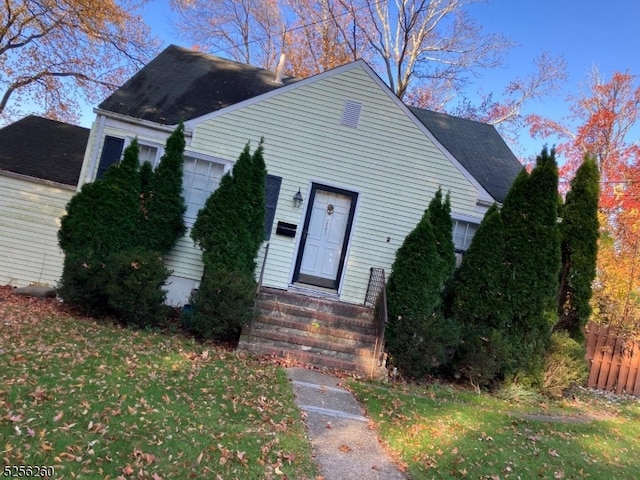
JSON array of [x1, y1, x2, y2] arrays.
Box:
[[99, 45, 296, 124], [410, 107, 523, 203], [98, 45, 521, 202], [0, 116, 88, 186]]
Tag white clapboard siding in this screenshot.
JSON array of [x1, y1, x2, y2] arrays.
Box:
[[163, 234, 205, 281], [0, 174, 73, 287], [184, 64, 482, 304], [81, 63, 486, 305]]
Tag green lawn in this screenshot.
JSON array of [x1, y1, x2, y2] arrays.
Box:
[[0, 289, 317, 479], [350, 379, 640, 479], [4, 288, 640, 480]]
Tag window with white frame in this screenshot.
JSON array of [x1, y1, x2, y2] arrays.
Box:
[[183, 156, 226, 226], [452, 219, 479, 266], [138, 143, 160, 167]]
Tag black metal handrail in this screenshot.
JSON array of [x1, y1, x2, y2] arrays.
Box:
[[248, 243, 270, 336], [257, 242, 270, 295], [366, 267, 388, 377]]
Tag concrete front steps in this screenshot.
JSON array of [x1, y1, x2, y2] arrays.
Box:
[[238, 287, 387, 378]]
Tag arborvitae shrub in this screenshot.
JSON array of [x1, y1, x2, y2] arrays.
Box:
[[187, 141, 265, 342], [58, 142, 143, 313], [58, 254, 109, 315], [557, 155, 600, 341], [186, 268, 256, 341], [450, 204, 507, 329], [386, 193, 460, 378], [450, 204, 512, 386], [104, 247, 170, 327], [455, 326, 512, 389], [141, 123, 187, 254], [501, 146, 561, 385], [59, 127, 186, 324], [542, 331, 588, 397], [428, 188, 456, 283]]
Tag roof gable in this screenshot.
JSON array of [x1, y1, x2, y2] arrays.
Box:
[[0, 116, 88, 186], [409, 107, 523, 203], [97, 45, 520, 203], [99, 45, 297, 125]]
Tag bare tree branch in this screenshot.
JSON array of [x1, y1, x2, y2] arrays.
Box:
[[0, 0, 160, 125]]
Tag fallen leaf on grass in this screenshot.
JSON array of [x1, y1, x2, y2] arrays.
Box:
[[549, 449, 560, 457], [53, 411, 64, 422], [554, 471, 565, 479]]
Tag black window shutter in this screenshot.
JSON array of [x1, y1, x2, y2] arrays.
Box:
[[264, 174, 282, 240], [96, 136, 125, 179]]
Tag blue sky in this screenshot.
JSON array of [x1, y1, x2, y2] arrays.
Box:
[[468, 0, 640, 159], [82, 0, 639, 161]]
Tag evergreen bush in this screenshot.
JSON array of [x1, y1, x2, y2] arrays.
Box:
[[556, 155, 600, 341], [188, 141, 266, 342], [104, 247, 170, 327], [386, 190, 459, 378], [58, 254, 109, 315], [450, 204, 512, 386], [456, 327, 512, 390], [186, 268, 256, 341], [428, 188, 456, 282], [141, 123, 187, 254], [58, 141, 143, 313], [59, 126, 186, 324], [542, 331, 589, 397], [501, 146, 561, 385]]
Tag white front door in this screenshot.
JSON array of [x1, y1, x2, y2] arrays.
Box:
[[294, 186, 357, 290]]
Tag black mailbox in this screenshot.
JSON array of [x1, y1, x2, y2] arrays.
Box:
[[276, 221, 297, 237]]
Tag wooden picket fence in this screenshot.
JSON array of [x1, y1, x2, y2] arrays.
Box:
[[585, 322, 640, 396]]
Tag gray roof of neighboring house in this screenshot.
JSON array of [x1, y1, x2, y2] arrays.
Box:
[[409, 107, 523, 203], [0, 115, 89, 186], [99, 45, 297, 125]]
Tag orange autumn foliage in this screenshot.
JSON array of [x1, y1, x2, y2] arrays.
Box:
[[529, 70, 640, 333], [0, 0, 160, 125]]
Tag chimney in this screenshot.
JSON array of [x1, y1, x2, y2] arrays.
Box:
[[274, 54, 286, 84]]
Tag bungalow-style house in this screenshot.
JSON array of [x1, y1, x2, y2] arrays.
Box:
[[0, 116, 88, 287], [78, 45, 522, 374]]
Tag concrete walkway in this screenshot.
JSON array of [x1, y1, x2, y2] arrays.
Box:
[[285, 367, 406, 480]]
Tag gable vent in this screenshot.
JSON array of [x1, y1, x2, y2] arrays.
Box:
[[341, 100, 363, 128]]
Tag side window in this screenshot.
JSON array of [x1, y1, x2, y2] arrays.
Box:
[[183, 156, 225, 227], [96, 136, 124, 179], [138, 143, 159, 167], [264, 175, 282, 240], [452, 219, 478, 266], [453, 220, 478, 253]]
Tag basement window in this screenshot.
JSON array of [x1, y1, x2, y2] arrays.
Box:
[[341, 100, 363, 128]]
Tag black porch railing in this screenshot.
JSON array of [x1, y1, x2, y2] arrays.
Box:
[[249, 243, 270, 334], [365, 267, 388, 375], [256, 243, 270, 295]]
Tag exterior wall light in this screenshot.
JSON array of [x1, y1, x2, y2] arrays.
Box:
[[293, 188, 304, 208]]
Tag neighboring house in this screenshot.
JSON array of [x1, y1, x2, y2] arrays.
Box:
[[0, 116, 88, 286], [79, 45, 522, 307]]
